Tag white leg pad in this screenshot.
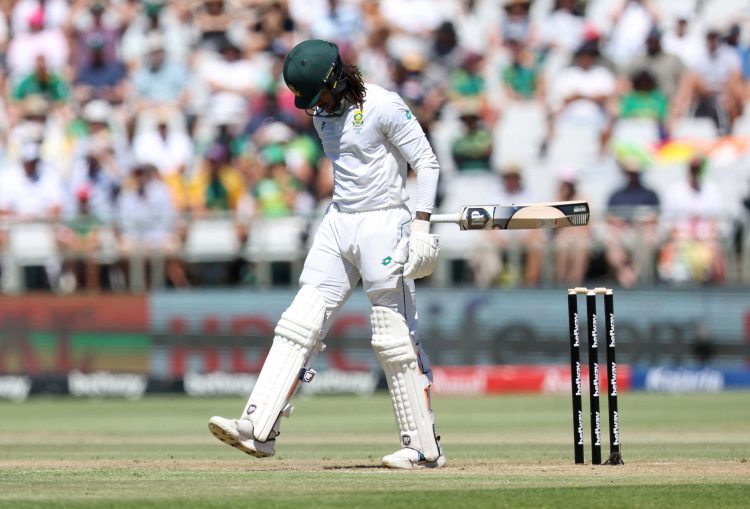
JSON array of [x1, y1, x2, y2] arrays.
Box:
[[371, 306, 440, 462], [241, 285, 326, 441]]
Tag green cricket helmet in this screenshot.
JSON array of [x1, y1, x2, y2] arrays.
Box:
[[283, 39, 342, 110]]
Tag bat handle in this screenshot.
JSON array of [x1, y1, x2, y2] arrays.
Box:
[[429, 213, 461, 224]]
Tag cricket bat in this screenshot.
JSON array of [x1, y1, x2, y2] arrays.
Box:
[[429, 200, 590, 230]]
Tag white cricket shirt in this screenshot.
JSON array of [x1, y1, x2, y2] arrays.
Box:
[[313, 83, 439, 213]]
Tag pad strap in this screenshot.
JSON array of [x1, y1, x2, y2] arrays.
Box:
[[242, 285, 326, 441], [371, 306, 440, 461]]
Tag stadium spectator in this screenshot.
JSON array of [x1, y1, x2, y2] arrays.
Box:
[[448, 0, 499, 54], [120, 0, 192, 67], [131, 32, 191, 110], [356, 26, 396, 89], [0, 0, 747, 293], [603, 146, 660, 288], [74, 34, 128, 103], [390, 53, 429, 114], [447, 52, 489, 116], [548, 39, 616, 152], [132, 108, 193, 182], [0, 142, 63, 220], [6, 96, 49, 159], [722, 24, 750, 95], [687, 28, 743, 134], [605, 0, 660, 69], [661, 8, 702, 68], [11, 0, 69, 33], [658, 156, 726, 284], [55, 184, 104, 293], [0, 89, 7, 141], [114, 163, 189, 288], [244, 0, 296, 55], [498, 0, 537, 47], [6, 7, 69, 79], [469, 164, 543, 287], [250, 155, 303, 219], [539, 0, 585, 55], [0, 6, 8, 64], [552, 167, 592, 285], [625, 27, 689, 115], [0, 141, 64, 290], [70, 99, 130, 179], [69, 1, 122, 75], [450, 100, 494, 172], [195, 38, 260, 133], [618, 69, 668, 137], [426, 21, 464, 85], [191, 0, 245, 54], [379, 0, 445, 39], [500, 35, 544, 102], [65, 137, 120, 224], [189, 142, 245, 213], [661, 155, 725, 230], [309, 0, 363, 50], [11, 55, 69, 104]]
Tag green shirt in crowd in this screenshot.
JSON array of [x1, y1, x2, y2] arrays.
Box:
[[502, 63, 538, 100], [12, 73, 69, 102], [619, 90, 668, 123]]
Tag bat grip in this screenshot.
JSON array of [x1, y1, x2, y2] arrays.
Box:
[[429, 213, 461, 224]]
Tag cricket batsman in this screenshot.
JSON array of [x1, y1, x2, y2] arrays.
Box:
[[209, 39, 444, 469]]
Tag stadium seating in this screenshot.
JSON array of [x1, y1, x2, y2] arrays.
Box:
[[1, 222, 57, 292], [611, 118, 661, 146], [495, 102, 547, 168], [244, 216, 307, 286], [672, 117, 719, 140], [546, 124, 601, 170], [183, 217, 241, 263]]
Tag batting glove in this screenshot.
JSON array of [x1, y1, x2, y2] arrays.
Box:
[[391, 219, 440, 280]]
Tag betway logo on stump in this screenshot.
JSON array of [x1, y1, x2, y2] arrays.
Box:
[[611, 410, 620, 446]]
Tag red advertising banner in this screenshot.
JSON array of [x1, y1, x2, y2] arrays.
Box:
[[432, 365, 632, 396]]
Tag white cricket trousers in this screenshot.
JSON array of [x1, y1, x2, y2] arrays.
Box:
[[299, 203, 432, 375]]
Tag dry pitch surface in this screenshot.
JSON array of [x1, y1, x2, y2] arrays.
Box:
[[1, 393, 749, 508]]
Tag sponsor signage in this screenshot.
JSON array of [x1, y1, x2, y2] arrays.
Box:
[[0, 376, 31, 401], [1, 289, 748, 397], [431, 365, 632, 396], [68, 370, 147, 399], [631, 366, 750, 392]]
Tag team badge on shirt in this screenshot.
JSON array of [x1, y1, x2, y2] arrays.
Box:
[[352, 109, 364, 131]]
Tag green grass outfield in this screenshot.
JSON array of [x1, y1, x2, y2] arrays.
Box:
[[1, 392, 749, 508]]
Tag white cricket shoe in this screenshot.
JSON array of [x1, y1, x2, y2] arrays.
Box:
[[208, 416, 275, 458], [382, 448, 447, 469]]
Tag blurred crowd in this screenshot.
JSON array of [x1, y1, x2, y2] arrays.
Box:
[[0, 0, 749, 293]]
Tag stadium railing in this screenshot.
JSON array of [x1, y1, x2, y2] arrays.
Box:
[[0, 208, 748, 292]]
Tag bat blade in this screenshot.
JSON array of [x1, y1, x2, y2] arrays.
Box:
[[430, 201, 590, 230]]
